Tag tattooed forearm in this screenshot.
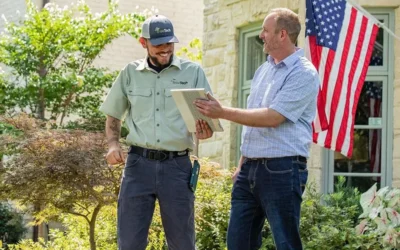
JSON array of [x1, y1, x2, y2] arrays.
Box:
[[106, 116, 121, 146]]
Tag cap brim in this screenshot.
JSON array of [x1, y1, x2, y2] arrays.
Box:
[[149, 36, 179, 46]]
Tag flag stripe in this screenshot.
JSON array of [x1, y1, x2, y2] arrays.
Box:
[[341, 26, 379, 155], [340, 21, 376, 154], [334, 13, 368, 152], [346, 24, 379, 155], [307, 37, 329, 133], [324, 6, 357, 148], [316, 48, 331, 132]]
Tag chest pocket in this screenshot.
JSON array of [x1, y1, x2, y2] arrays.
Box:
[[164, 89, 181, 118], [127, 88, 153, 119]]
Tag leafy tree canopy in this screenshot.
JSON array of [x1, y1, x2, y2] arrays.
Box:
[[0, 0, 145, 125], [0, 114, 124, 250]]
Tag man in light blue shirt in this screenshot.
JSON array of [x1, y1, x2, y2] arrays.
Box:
[[195, 8, 319, 250]]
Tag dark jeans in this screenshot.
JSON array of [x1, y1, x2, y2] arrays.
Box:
[[118, 152, 195, 250], [227, 156, 308, 250]]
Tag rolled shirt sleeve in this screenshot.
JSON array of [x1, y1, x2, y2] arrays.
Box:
[[99, 67, 129, 120]]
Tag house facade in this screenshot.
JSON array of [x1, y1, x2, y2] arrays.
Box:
[[201, 0, 400, 194]]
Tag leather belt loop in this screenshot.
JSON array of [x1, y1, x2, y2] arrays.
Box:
[[143, 148, 148, 158]]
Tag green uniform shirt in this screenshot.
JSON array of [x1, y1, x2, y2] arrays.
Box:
[[100, 56, 212, 151]]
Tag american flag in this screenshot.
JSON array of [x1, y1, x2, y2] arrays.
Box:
[[365, 81, 382, 176], [305, 0, 379, 157]]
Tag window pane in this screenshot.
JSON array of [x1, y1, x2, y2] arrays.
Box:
[[334, 129, 381, 174], [369, 20, 384, 66], [355, 81, 382, 125], [246, 35, 265, 80], [334, 176, 380, 193]]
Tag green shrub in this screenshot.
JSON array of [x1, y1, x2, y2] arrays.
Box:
[[299, 180, 381, 250], [9, 164, 388, 250], [0, 203, 26, 246], [194, 159, 231, 250], [356, 183, 400, 249], [9, 205, 117, 250]]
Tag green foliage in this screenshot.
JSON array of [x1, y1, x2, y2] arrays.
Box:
[[9, 205, 117, 250], [176, 38, 203, 62], [298, 178, 381, 250], [9, 159, 232, 250], [0, 123, 21, 136], [0, 0, 145, 124], [0, 114, 123, 250], [7, 159, 390, 250], [356, 183, 400, 249], [193, 159, 231, 250], [0, 203, 26, 245], [0, 119, 23, 170]]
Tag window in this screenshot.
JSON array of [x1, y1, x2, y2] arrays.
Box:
[[237, 23, 266, 161], [324, 10, 395, 193]]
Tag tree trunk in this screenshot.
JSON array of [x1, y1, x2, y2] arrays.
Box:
[[89, 205, 102, 250], [32, 203, 40, 242], [37, 62, 47, 120], [32, 0, 50, 242], [37, 88, 45, 120]]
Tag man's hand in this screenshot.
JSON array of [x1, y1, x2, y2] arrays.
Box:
[[232, 167, 241, 183], [195, 120, 213, 139], [232, 156, 244, 183], [105, 116, 125, 165], [106, 145, 126, 166], [194, 93, 224, 119]]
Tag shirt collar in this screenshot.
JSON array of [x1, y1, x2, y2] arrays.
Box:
[[136, 55, 182, 71], [267, 48, 304, 67]]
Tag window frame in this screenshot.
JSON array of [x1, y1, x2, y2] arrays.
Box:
[[237, 22, 263, 162]]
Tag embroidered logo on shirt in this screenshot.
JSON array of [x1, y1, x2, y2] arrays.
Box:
[[171, 79, 188, 85]]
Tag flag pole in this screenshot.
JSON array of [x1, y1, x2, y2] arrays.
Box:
[[347, 0, 400, 41]]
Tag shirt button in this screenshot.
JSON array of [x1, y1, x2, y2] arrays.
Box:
[[157, 124, 160, 127], [157, 139, 160, 142], [156, 108, 159, 111], [157, 92, 160, 95], [157, 76, 160, 79]]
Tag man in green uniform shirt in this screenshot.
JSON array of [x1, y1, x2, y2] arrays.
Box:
[[100, 15, 213, 250]]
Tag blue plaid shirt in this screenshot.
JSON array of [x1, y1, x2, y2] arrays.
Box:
[[240, 49, 319, 158]]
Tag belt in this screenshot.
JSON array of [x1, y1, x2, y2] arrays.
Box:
[[129, 146, 189, 161], [246, 155, 307, 163]]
